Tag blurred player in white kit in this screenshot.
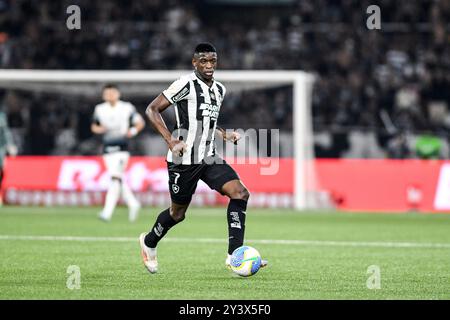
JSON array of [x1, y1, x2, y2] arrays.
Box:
[[91, 84, 145, 222], [0, 102, 17, 206]]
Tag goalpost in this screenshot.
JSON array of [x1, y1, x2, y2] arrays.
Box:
[[0, 69, 321, 210]]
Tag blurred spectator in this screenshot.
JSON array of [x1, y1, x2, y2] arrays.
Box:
[[386, 132, 411, 159]]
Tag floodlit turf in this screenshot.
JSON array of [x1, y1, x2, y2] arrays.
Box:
[[0, 206, 449, 300]]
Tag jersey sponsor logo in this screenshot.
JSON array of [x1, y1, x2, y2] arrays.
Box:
[[171, 87, 189, 102], [199, 103, 220, 120]]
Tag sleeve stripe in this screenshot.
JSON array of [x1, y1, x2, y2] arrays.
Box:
[[217, 83, 224, 96]]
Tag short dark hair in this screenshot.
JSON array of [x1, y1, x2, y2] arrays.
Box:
[[194, 43, 216, 54], [103, 83, 119, 91]]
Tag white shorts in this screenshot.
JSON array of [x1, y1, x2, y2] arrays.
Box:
[[103, 151, 130, 179]]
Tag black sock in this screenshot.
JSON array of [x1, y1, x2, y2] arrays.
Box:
[[144, 208, 179, 248], [227, 199, 247, 255]]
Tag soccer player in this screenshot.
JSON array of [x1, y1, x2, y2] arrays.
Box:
[[0, 104, 17, 206], [91, 84, 145, 222], [139, 43, 267, 273]]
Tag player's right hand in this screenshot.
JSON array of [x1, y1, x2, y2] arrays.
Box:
[[170, 140, 188, 157]]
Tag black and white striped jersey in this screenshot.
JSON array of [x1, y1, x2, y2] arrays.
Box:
[[162, 72, 226, 164]]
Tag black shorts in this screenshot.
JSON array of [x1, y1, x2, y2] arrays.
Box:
[[167, 158, 240, 205]]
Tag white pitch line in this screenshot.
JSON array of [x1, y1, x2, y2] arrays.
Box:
[[0, 235, 449, 249]]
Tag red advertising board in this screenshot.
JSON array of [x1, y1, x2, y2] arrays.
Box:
[[2, 156, 450, 212], [315, 159, 445, 212]]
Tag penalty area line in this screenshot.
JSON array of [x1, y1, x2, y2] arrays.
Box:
[[0, 235, 449, 249]]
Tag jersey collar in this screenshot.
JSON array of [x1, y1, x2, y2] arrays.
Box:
[[193, 71, 215, 88], [107, 100, 121, 108]]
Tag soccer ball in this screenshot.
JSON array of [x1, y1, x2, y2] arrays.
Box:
[[230, 246, 262, 277]]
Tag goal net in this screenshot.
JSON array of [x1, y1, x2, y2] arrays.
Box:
[[0, 69, 328, 210]]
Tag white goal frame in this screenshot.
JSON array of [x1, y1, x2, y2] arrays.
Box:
[[0, 69, 316, 210]]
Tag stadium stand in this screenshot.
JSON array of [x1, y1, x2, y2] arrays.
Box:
[[0, 0, 448, 158]]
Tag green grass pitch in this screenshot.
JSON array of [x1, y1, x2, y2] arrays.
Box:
[[0, 206, 449, 299]]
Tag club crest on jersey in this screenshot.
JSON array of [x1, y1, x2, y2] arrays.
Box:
[[172, 184, 180, 194]]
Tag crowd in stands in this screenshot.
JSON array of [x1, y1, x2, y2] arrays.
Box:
[[0, 0, 449, 158]]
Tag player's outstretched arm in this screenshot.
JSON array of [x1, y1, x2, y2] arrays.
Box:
[[146, 94, 187, 154]]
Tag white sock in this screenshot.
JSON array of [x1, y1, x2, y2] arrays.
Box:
[[101, 179, 121, 220], [149, 247, 157, 259]]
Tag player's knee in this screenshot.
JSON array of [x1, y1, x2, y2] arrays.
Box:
[[240, 187, 250, 201], [231, 186, 250, 201], [171, 211, 186, 223], [170, 206, 187, 222]]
